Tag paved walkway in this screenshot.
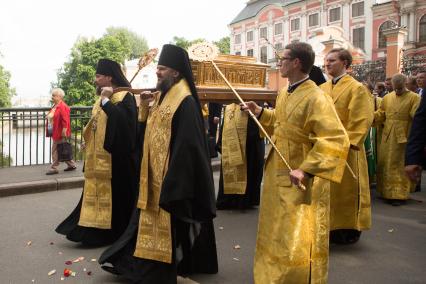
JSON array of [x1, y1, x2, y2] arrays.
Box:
[[0, 176, 425, 283], [0, 162, 85, 184], [0, 162, 85, 197], [0, 158, 221, 197], [0, 150, 425, 283]]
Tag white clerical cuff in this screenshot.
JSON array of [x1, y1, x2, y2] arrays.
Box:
[[101, 97, 110, 106]]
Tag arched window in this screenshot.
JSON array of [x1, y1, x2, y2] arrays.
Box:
[[378, 21, 397, 48], [420, 15, 426, 43]]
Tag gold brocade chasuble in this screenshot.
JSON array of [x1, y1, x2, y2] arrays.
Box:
[[134, 79, 190, 264], [375, 91, 420, 199], [79, 91, 127, 229], [321, 75, 374, 231], [254, 80, 349, 284], [222, 103, 249, 194]]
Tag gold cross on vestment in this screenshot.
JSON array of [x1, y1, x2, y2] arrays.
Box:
[[159, 106, 172, 120], [228, 111, 235, 120]]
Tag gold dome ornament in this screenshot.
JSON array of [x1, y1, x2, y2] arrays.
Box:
[[188, 42, 219, 62]]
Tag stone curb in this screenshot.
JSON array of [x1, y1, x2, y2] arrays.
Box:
[[0, 177, 85, 198], [0, 161, 222, 198], [57, 177, 85, 191]]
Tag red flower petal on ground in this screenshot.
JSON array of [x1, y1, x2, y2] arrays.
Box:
[[63, 268, 71, 277]]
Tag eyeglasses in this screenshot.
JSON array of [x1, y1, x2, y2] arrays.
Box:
[[280, 57, 295, 61]]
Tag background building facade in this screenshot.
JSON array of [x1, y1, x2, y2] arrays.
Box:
[[229, 0, 426, 65]]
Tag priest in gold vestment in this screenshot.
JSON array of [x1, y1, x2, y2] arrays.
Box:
[[375, 73, 420, 205], [99, 45, 218, 283], [320, 48, 374, 244], [243, 42, 349, 284], [56, 59, 139, 246]]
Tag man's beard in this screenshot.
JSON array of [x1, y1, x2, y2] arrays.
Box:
[[156, 75, 177, 94]]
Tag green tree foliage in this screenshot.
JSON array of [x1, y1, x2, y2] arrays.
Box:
[[213, 36, 230, 54], [0, 56, 14, 165], [105, 27, 149, 60], [55, 28, 148, 106], [171, 36, 230, 54], [0, 64, 16, 107], [171, 36, 206, 50], [0, 140, 12, 167]]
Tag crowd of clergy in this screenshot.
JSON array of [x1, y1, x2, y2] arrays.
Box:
[[53, 42, 426, 284]]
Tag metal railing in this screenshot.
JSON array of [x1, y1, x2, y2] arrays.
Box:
[[350, 59, 387, 85], [402, 55, 426, 75], [0, 107, 92, 167]]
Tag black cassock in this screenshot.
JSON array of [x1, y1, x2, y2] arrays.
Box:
[[99, 96, 218, 283], [406, 88, 426, 168], [216, 116, 265, 210], [56, 93, 139, 246]]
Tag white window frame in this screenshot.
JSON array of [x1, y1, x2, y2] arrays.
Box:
[[235, 34, 241, 44], [259, 27, 268, 40], [290, 18, 301, 32], [274, 43, 283, 51], [351, 1, 364, 18], [274, 22, 283, 35], [246, 30, 254, 42], [308, 13, 320, 27], [329, 7, 341, 23], [352, 26, 365, 50], [260, 46, 268, 64]]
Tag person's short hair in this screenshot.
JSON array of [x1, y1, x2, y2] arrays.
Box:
[[407, 76, 418, 85], [375, 82, 385, 90], [51, 88, 65, 98], [391, 73, 406, 86], [328, 48, 352, 68], [284, 42, 315, 74]]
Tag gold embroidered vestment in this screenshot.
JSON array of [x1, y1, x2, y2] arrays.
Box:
[[254, 80, 349, 284], [221, 103, 249, 194], [134, 79, 191, 263], [375, 90, 420, 199], [79, 91, 127, 229], [321, 75, 374, 231]]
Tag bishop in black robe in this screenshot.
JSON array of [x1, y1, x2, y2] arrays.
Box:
[[99, 44, 218, 283], [56, 59, 138, 246]]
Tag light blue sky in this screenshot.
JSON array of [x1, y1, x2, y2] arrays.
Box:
[[0, 0, 245, 101]]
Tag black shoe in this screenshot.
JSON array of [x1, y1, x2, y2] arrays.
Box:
[[64, 166, 77, 172], [415, 183, 421, 192], [330, 229, 361, 244], [101, 265, 121, 275]]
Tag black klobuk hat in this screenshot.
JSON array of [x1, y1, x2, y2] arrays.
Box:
[[96, 59, 131, 88], [157, 44, 200, 106]]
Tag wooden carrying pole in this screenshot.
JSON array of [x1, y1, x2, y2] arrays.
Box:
[[210, 60, 306, 191]]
